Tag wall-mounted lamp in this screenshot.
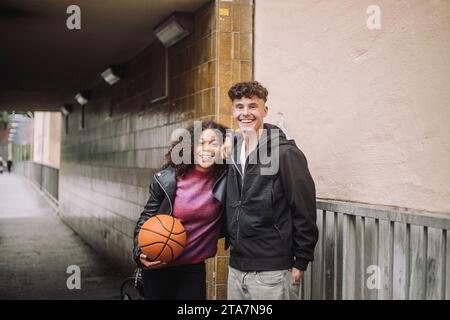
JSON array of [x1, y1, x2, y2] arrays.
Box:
[[61, 104, 73, 116], [101, 66, 124, 85], [75, 91, 90, 105], [153, 12, 193, 48]]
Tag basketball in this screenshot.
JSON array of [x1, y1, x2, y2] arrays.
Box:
[[138, 214, 186, 263]]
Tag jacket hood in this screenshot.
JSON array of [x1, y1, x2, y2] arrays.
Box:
[[259, 123, 296, 148], [231, 123, 296, 174]]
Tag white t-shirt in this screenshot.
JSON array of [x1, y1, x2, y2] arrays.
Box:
[[240, 141, 247, 176]]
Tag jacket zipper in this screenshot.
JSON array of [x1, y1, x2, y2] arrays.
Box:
[[237, 172, 245, 249], [153, 174, 173, 215], [231, 140, 251, 249], [231, 156, 244, 247], [235, 201, 242, 247]]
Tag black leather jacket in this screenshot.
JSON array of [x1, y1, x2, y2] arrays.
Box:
[[132, 166, 227, 267]]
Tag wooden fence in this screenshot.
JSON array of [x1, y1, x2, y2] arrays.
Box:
[[300, 200, 449, 300]]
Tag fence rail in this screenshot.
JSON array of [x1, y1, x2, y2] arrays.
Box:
[[15, 161, 59, 203], [301, 200, 449, 300]]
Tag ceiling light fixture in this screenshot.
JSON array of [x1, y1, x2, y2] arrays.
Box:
[[153, 12, 193, 48], [75, 91, 90, 106], [101, 66, 124, 85], [61, 104, 73, 116]]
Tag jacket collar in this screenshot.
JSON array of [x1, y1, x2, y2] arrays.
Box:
[[230, 123, 293, 175], [154, 166, 176, 206]]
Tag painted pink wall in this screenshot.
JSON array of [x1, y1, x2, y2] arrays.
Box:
[[255, 0, 450, 214]]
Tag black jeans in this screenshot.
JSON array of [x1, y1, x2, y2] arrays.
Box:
[[142, 262, 206, 300]]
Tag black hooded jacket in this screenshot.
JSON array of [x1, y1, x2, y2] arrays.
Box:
[[226, 123, 318, 271]]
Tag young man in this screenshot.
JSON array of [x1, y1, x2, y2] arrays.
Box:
[[224, 81, 318, 300]]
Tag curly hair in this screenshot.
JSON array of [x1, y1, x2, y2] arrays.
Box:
[[162, 121, 228, 178], [228, 81, 269, 102]]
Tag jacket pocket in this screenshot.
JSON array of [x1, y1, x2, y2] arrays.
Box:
[[238, 211, 261, 238], [273, 224, 285, 241], [255, 270, 285, 286]]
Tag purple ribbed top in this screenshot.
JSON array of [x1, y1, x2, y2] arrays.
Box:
[[168, 167, 222, 266]]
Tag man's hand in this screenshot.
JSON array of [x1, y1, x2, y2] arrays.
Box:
[[221, 134, 233, 160], [139, 253, 166, 269], [291, 267, 304, 284]]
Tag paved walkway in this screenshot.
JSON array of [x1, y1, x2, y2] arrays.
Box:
[[0, 173, 125, 299]]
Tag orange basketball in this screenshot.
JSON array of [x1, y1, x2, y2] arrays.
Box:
[[138, 214, 186, 263]]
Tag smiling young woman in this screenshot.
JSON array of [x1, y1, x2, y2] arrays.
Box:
[[132, 121, 228, 300]]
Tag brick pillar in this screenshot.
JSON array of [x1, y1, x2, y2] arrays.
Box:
[[205, 0, 254, 300]]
